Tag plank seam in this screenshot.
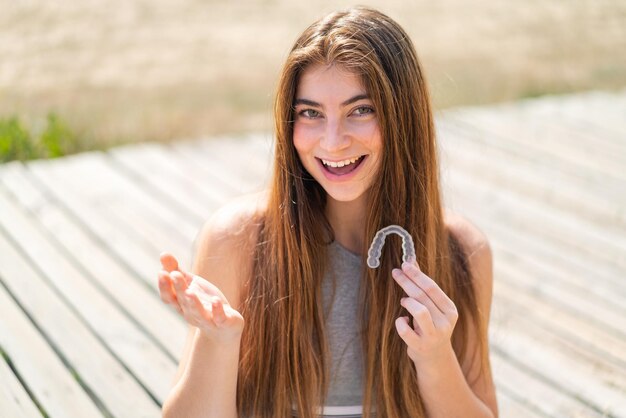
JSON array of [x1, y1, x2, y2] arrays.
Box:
[[0, 218, 162, 410], [494, 383, 555, 418], [442, 116, 626, 194], [19, 164, 180, 361], [0, 340, 49, 418], [104, 150, 205, 224], [491, 345, 620, 418], [0, 273, 112, 417], [495, 286, 626, 370]]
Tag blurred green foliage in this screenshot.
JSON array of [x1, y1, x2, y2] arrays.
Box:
[[0, 113, 80, 162], [0, 116, 35, 162]]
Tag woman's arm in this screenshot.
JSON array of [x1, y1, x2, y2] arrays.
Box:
[[163, 329, 242, 418], [159, 197, 262, 418], [392, 217, 498, 417]]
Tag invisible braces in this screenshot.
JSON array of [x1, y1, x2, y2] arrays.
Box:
[[367, 225, 416, 268]]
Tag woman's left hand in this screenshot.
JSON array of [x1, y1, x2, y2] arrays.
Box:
[[391, 259, 459, 367]]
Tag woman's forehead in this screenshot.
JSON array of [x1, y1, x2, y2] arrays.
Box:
[[296, 63, 367, 99]]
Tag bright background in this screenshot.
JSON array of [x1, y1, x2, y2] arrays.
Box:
[[1, 0, 625, 157]]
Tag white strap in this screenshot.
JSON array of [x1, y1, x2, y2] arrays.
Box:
[[319, 405, 363, 415], [291, 404, 364, 416]]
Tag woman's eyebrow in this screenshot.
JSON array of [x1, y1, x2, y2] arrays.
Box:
[[341, 94, 369, 106], [294, 98, 320, 107], [293, 94, 370, 108]]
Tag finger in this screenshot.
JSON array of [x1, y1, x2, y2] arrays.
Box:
[[170, 272, 192, 311], [158, 288, 181, 313], [395, 316, 421, 348], [158, 271, 177, 302], [171, 270, 191, 291], [160, 252, 180, 272], [401, 297, 439, 336], [392, 269, 441, 311], [161, 253, 195, 284], [174, 284, 195, 320], [158, 273, 183, 314], [401, 261, 457, 315], [394, 269, 448, 326]]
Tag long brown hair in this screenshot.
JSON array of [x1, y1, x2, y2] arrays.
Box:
[[237, 7, 488, 418]]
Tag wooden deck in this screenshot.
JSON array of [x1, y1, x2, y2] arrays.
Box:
[[1, 89, 625, 417]]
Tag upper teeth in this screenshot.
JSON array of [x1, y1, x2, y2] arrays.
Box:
[[322, 156, 362, 168]]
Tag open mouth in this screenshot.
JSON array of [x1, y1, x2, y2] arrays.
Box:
[[318, 155, 367, 176]]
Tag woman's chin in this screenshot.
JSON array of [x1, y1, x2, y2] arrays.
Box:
[[324, 188, 368, 204]]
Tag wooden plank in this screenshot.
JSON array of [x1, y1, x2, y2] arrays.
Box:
[[445, 175, 626, 299], [456, 225, 626, 360], [490, 353, 604, 418], [48, 150, 198, 245], [107, 143, 230, 219], [440, 155, 626, 417], [512, 90, 626, 145], [494, 390, 548, 418], [475, 204, 625, 306], [490, 314, 626, 415], [0, 274, 103, 418], [437, 117, 626, 204], [445, 167, 626, 271], [583, 90, 626, 133], [40, 150, 198, 273], [112, 137, 268, 219], [171, 138, 266, 196], [444, 186, 626, 340], [443, 181, 626, 300], [0, 186, 177, 404], [493, 279, 626, 374], [447, 101, 626, 176], [169, 139, 262, 196], [165, 139, 233, 189], [105, 139, 272, 267], [0, 221, 161, 417], [0, 163, 186, 361], [445, 108, 626, 184], [190, 135, 273, 192], [438, 127, 626, 232], [105, 197, 193, 257], [519, 97, 625, 157], [4, 160, 162, 285], [22, 155, 192, 281], [0, 349, 42, 418], [496, 252, 626, 336], [493, 272, 626, 367]]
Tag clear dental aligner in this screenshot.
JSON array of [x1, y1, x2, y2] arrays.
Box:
[[367, 225, 416, 269]]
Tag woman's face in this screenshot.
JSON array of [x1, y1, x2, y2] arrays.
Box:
[[293, 64, 383, 203]]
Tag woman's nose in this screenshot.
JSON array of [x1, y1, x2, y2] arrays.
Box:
[[320, 118, 350, 152]]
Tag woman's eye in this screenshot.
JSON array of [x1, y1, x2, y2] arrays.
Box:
[[353, 106, 374, 116], [299, 109, 321, 119]]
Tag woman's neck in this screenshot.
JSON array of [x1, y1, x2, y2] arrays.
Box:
[[325, 194, 368, 254]]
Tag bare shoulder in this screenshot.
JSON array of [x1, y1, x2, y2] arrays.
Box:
[[443, 209, 494, 309], [444, 209, 492, 276], [191, 190, 269, 310], [444, 214, 498, 415], [169, 191, 269, 387], [444, 209, 491, 260]]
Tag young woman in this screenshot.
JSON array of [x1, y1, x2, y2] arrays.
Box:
[[158, 7, 498, 418]]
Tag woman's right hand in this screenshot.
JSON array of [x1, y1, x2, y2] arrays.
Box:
[[158, 252, 245, 342]]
